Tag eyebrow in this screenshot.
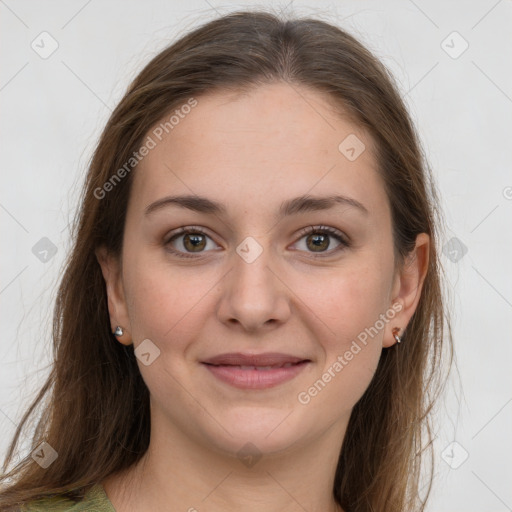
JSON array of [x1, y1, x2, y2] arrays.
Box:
[[144, 193, 369, 218]]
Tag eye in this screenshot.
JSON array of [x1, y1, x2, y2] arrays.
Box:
[[164, 225, 350, 259], [164, 227, 220, 259], [292, 225, 350, 257]]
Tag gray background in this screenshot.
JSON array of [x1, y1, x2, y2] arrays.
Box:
[[1, 1, 511, 510]]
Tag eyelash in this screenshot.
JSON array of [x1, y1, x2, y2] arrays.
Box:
[[164, 225, 350, 259]]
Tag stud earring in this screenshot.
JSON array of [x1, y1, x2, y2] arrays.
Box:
[[113, 326, 124, 337], [392, 327, 402, 344]]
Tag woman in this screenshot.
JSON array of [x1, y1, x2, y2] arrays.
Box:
[[0, 9, 452, 512]]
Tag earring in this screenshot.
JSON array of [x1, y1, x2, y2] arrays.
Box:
[[113, 326, 124, 337], [392, 327, 402, 344]]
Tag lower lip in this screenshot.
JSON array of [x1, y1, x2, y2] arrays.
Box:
[[202, 361, 310, 389]]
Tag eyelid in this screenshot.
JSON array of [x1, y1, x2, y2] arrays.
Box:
[[295, 225, 349, 244], [164, 225, 212, 244]]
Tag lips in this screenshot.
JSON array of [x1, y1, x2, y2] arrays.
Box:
[[201, 353, 312, 389], [201, 352, 310, 368]]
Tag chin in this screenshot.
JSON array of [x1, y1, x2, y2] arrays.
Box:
[[203, 407, 309, 458]]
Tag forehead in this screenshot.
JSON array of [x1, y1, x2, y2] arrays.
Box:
[[130, 82, 388, 221]]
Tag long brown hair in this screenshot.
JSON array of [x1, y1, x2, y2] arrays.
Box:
[[0, 9, 453, 512]]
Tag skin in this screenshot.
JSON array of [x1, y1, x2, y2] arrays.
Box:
[[96, 82, 429, 512]]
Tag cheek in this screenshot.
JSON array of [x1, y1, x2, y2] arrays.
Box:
[[123, 252, 215, 347], [292, 259, 391, 406], [295, 259, 391, 345]]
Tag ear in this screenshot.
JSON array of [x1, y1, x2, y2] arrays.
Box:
[[95, 245, 132, 345], [383, 233, 430, 348]]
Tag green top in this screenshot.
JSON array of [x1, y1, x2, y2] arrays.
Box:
[[24, 484, 115, 512]]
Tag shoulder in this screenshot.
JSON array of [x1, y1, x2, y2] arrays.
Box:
[[23, 484, 115, 512]]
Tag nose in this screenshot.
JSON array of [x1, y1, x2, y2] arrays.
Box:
[[216, 239, 291, 332]]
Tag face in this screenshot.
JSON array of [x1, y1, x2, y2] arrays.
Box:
[[98, 82, 427, 458]]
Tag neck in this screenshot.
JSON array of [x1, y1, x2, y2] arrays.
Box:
[[103, 407, 348, 512]]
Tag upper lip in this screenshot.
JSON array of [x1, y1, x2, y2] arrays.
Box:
[[202, 352, 311, 367]]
